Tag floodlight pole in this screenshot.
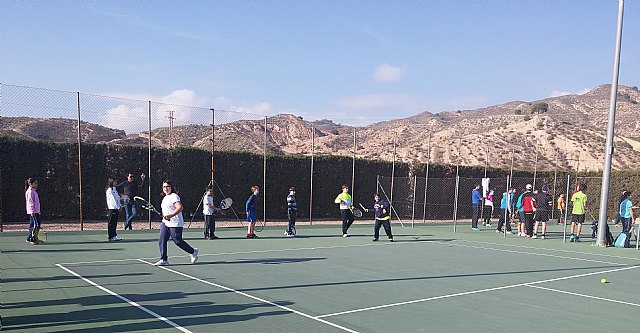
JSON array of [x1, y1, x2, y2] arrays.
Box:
[[597, 0, 625, 247]]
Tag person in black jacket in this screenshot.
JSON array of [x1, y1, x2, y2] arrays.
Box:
[[285, 187, 297, 237], [116, 173, 146, 230], [533, 185, 553, 239], [364, 193, 393, 242]]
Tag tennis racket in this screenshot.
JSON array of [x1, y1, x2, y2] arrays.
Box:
[[358, 203, 368, 212], [133, 196, 162, 216], [350, 206, 363, 218], [220, 197, 233, 210], [36, 227, 47, 243]]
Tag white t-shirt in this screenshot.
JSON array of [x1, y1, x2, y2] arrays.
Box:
[[106, 187, 121, 210], [161, 193, 184, 227], [203, 195, 214, 216]]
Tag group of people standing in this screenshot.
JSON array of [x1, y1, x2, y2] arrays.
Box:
[[105, 173, 147, 242], [472, 182, 590, 241]]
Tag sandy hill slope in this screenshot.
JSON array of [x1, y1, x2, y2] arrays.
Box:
[[2, 84, 639, 171]]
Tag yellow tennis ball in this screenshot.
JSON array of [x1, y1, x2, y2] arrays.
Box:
[[601, 278, 607, 284]]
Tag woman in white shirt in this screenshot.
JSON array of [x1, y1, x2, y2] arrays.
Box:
[[105, 177, 122, 242], [154, 180, 198, 266]]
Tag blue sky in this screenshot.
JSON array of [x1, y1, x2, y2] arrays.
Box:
[[2, 1, 639, 127]]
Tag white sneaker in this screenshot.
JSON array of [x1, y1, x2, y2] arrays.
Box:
[[532, 235, 538, 239], [505, 231, 513, 234], [486, 224, 492, 227], [154, 259, 168, 266], [540, 235, 546, 240], [109, 236, 122, 242], [190, 248, 199, 264], [342, 234, 348, 238]]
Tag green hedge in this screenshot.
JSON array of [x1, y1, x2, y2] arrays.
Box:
[[1, 136, 638, 223]]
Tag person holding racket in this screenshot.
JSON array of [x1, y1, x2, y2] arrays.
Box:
[[25, 178, 43, 245], [364, 193, 393, 242], [106, 177, 122, 242], [335, 183, 355, 237], [116, 172, 146, 230], [154, 180, 198, 266], [203, 185, 220, 240], [245, 186, 260, 239]]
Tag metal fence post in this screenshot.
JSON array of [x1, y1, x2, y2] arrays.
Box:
[[533, 147, 538, 189], [148, 101, 152, 229], [390, 133, 396, 207], [422, 132, 431, 223], [263, 116, 267, 222], [563, 174, 570, 243], [352, 127, 356, 203], [76, 92, 84, 231], [411, 175, 417, 228], [309, 124, 315, 225], [453, 167, 459, 233]]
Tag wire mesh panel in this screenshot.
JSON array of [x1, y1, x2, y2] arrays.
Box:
[[1, 84, 80, 229], [212, 109, 265, 225], [79, 93, 151, 228], [265, 115, 313, 222]]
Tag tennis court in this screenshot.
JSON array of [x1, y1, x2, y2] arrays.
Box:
[[3, 223, 640, 332]]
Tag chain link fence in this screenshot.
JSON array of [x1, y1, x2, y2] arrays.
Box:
[[1, 83, 638, 248]]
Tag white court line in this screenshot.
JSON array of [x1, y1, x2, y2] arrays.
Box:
[[430, 240, 625, 266], [457, 239, 640, 262], [525, 284, 640, 308], [138, 259, 359, 333], [58, 240, 411, 265], [55, 263, 192, 333], [317, 265, 639, 318]]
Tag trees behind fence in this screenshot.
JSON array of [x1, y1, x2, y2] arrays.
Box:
[[2, 83, 640, 230]]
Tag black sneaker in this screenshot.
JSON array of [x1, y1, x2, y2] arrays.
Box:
[[389, 238, 394, 242], [372, 238, 379, 242], [251, 234, 259, 239]]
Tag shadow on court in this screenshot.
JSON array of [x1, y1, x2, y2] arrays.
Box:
[[199, 257, 327, 265], [2, 248, 124, 254], [203, 264, 619, 294], [5, 291, 295, 333], [2, 272, 153, 284]]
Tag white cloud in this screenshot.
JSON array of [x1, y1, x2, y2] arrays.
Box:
[[550, 88, 591, 97], [98, 89, 281, 133], [101, 104, 149, 135], [373, 63, 406, 83]]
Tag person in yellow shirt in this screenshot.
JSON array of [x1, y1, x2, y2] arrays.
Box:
[[570, 184, 587, 242], [335, 184, 354, 237]]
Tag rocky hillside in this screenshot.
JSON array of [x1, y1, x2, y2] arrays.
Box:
[[2, 84, 639, 171]]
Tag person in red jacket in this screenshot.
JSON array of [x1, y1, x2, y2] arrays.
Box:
[[520, 184, 536, 237]]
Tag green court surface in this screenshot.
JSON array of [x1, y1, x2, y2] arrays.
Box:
[[3, 223, 640, 332]]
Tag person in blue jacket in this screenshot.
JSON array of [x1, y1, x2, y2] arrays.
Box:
[[471, 184, 482, 231]]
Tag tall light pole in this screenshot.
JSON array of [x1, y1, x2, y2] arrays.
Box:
[[597, 0, 625, 247]]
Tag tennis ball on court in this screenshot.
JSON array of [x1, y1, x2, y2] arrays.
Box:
[[601, 278, 607, 284]]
